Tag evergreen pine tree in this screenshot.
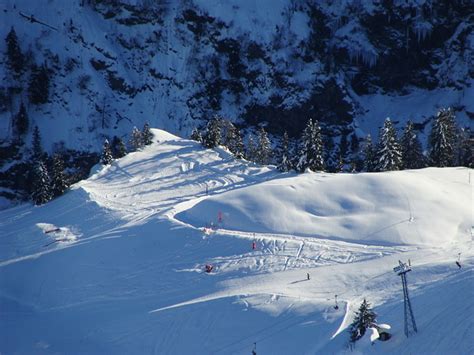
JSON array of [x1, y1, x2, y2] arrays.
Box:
[[288, 138, 300, 170], [221, 121, 232, 148], [277, 131, 292, 172], [51, 153, 69, 198], [203, 117, 221, 148], [101, 139, 113, 165], [142, 122, 153, 145], [28, 63, 50, 105], [14, 102, 29, 138], [400, 121, 426, 169], [5, 27, 24, 75], [376, 118, 402, 172], [255, 127, 272, 165], [296, 119, 324, 172], [428, 108, 457, 167], [224, 123, 244, 159], [31, 126, 44, 161], [349, 299, 377, 344], [221, 119, 233, 148], [457, 128, 473, 168], [111, 136, 127, 159], [31, 160, 52, 205], [129, 126, 144, 151], [363, 134, 377, 172], [233, 129, 245, 159], [246, 134, 258, 162], [190, 127, 202, 142]]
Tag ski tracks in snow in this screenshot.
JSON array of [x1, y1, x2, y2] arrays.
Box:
[[184, 228, 415, 276]]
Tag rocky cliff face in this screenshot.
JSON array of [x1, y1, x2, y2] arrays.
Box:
[[1, 0, 472, 146], [0, 0, 472, 204]]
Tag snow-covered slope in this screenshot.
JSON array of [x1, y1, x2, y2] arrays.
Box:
[[1, 130, 472, 354]]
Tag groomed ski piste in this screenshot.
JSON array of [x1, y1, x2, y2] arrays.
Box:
[[0, 129, 472, 354]]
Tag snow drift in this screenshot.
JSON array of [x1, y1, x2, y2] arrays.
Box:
[[178, 168, 471, 246]]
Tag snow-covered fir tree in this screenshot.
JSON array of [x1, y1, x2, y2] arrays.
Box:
[[51, 153, 69, 198], [277, 131, 292, 172], [400, 121, 425, 169], [5, 27, 24, 75], [190, 127, 202, 142], [457, 127, 473, 168], [246, 134, 258, 162], [221, 121, 235, 153], [221, 119, 233, 147], [233, 130, 245, 159], [349, 299, 377, 344], [428, 108, 457, 167], [129, 126, 144, 151], [376, 118, 402, 172], [288, 138, 301, 170], [202, 117, 221, 148], [14, 102, 29, 138], [255, 127, 272, 165], [224, 123, 244, 159], [111, 136, 127, 159], [363, 134, 377, 172], [335, 133, 349, 171], [296, 119, 324, 172], [101, 139, 113, 165], [142, 123, 153, 145], [31, 160, 52, 205]]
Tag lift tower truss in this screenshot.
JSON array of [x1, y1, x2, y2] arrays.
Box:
[[393, 260, 418, 337]]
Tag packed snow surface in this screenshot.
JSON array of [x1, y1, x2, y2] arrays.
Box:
[[0, 129, 472, 354]]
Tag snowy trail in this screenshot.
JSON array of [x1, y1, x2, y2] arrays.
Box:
[[80, 140, 278, 218], [196, 229, 417, 275]]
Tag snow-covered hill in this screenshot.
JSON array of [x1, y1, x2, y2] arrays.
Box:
[[1, 130, 472, 354]]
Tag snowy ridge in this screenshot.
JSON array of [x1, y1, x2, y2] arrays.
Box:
[[0, 130, 472, 354]]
